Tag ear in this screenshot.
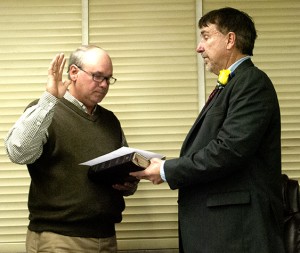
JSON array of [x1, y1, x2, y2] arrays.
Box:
[[226, 32, 236, 50], [69, 65, 79, 81]]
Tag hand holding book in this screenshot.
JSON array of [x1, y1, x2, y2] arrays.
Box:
[[130, 158, 165, 185], [80, 147, 165, 184]]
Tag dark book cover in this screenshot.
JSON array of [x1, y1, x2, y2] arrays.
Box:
[[88, 152, 150, 184]]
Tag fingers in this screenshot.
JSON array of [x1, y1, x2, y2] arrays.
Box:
[[48, 54, 59, 75], [46, 53, 68, 98], [130, 171, 163, 185], [130, 171, 143, 180], [112, 181, 138, 191], [48, 53, 65, 78], [58, 56, 66, 78], [112, 184, 127, 191], [63, 80, 71, 89]]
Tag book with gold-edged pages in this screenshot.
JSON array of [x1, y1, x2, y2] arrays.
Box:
[[80, 147, 165, 184]]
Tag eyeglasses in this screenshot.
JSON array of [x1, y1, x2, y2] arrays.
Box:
[[75, 65, 117, 85]]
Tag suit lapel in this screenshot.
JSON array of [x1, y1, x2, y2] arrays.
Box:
[[180, 88, 222, 155], [180, 59, 255, 157]]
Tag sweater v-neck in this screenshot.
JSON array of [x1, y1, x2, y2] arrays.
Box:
[[60, 98, 102, 122]]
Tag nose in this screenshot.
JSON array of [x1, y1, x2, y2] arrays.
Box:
[[196, 42, 204, 53]]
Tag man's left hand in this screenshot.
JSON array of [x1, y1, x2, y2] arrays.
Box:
[[112, 180, 139, 196]]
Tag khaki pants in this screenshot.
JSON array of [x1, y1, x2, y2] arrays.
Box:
[[26, 229, 117, 253]]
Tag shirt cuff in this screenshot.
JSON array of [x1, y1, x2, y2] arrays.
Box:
[[160, 160, 167, 182], [38, 91, 59, 110]]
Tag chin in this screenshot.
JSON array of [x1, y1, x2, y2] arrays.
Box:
[[205, 64, 213, 73], [205, 65, 218, 75]]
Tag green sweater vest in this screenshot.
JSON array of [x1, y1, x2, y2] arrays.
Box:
[[27, 98, 125, 238]]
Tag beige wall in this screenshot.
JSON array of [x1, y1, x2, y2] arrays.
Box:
[[0, 0, 299, 252]]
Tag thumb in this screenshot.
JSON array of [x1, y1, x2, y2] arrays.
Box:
[[63, 80, 71, 88]]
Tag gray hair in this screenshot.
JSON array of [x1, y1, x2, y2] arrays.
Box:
[[67, 45, 103, 79]]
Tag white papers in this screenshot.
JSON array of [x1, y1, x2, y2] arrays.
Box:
[[80, 147, 165, 166]]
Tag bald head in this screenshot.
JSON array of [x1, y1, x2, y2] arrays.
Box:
[[67, 45, 112, 79]]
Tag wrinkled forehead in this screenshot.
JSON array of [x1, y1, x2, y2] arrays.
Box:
[[200, 23, 221, 35]]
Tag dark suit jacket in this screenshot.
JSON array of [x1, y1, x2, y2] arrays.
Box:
[[164, 59, 285, 253]]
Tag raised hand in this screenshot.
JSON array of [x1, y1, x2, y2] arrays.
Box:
[[46, 53, 70, 98]]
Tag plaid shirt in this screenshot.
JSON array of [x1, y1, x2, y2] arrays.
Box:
[[5, 91, 127, 164]]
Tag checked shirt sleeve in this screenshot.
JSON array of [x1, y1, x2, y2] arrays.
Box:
[[4, 92, 58, 165]]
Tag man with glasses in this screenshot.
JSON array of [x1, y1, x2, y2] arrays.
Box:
[[5, 45, 138, 253]]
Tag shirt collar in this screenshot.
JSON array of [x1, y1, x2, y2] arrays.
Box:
[[228, 56, 251, 74], [64, 91, 97, 115]]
